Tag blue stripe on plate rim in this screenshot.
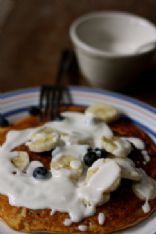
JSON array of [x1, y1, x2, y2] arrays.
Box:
[[2, 86, 156, 114], [3, 89, 156, 131], [2, 87, 156, 130], [2, 86, 156, 138], [2, 86, 156, 139]]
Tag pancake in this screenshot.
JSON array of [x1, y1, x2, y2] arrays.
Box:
[[0, 105, 156, 234]]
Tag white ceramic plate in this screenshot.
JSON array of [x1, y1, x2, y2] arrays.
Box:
[[1, 86, 156, 234]]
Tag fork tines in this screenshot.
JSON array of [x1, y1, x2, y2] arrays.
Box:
[[39, 85, 72, 120], [39, 49, 75, 120]]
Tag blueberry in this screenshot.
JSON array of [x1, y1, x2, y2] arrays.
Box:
[[29, 106, 41, 116], [84, 147, 107, 166], [33, 167, 51, 180], [83, 151, 98, 167], [0, 114, 9, 127], [87, 147, 92, 152], [95, 147, 100, 152], [95, 148, 107, 159]]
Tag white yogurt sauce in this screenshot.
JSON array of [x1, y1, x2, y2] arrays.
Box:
[[45, 112, 113, 146], [123, 137, 145, 150], [114, 158, 141, 180], [26, 161, 43, 176], [142, 200, 151, 213], [78, 225, 88, 232], [50, 209, 56, 215], [132, 169, 156, 213], [141, 150, 150, 163], [123, 137, 151, 163], [1, 128, 36, 152], [0, 111, 155, 224], [63, 218, 72, 226], [70, 160, 82, 169], [52, 144, 88, 161], [0, 112, 114, 223], [98, 212, 105, 225]]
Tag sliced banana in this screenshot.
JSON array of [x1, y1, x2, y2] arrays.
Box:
[[51, 155, 83, 181], [114, 158, 141, 181], [82, 192, 110, 208], [98, 193, 110, 206], [27, 127, 60, 152], [132, 169, 156, 200], [86, 167, 98, 182], [11, 151, 29, 171], [101, 136, 132, 158], [60, 131, 92, 146], [85, 103, 119, 123], [86, 158, 121, 193]]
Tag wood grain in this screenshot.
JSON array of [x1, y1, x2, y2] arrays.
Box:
[[0, 0, 156, 106]]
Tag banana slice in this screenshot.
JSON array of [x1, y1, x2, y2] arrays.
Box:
[[11, 151, 29, 171], [27, 127, 59, 152], [114, 158, 141, 181], [132, 169, 156, 200], [86, 158, 121, 193], [101, 136, 132, 158], [82, 192, 110, 208], [60, 131, 92, 146], [98, 193, 110, 206], [85, 103, 119, 123], [51, 155, 83, 181]]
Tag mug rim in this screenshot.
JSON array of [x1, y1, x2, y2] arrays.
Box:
[[70, 11, 156, 58]]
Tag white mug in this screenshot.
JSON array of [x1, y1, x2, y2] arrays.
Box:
[[70, 11, 156, 90]]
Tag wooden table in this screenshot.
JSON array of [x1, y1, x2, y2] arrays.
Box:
[[0, 0, 156, 107]]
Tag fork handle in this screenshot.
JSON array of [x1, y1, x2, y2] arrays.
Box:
[[55, 49, 75, 84]]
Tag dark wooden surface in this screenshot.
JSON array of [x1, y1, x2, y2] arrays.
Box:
[[0, 0, 156, 107]]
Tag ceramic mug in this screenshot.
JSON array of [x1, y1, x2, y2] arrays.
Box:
[[70, 11, 156, 90]]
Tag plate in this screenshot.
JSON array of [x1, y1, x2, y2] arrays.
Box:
[[1, 86, 156, 234]]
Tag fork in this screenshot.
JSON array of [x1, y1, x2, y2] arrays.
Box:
[[39, 85, 72, 120], [39, 50, 74, 120]]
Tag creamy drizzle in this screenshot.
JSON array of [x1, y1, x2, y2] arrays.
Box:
[[98, 212, 105, 225], [78, 225, 88, 232], [45, 112, 113, 146], [132, 169, 156, 213], [142, 200, 151, 213], [141, 150, 150, 163], [123, 137, 145, 150], [1, 128, 36, 152], [50, 209, 56, 216], [123, 138, 151, 164], [0, 111, 155, 225], [70, 160, 81, 169], [64, 218, 72, 226], [0, 112, 114, 223], [26, 161, 43, 176]]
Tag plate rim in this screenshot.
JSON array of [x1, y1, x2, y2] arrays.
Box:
[[2, 86, 156, 115]]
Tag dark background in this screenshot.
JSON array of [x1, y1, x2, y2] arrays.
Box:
[[0, 0, 156, 106]]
